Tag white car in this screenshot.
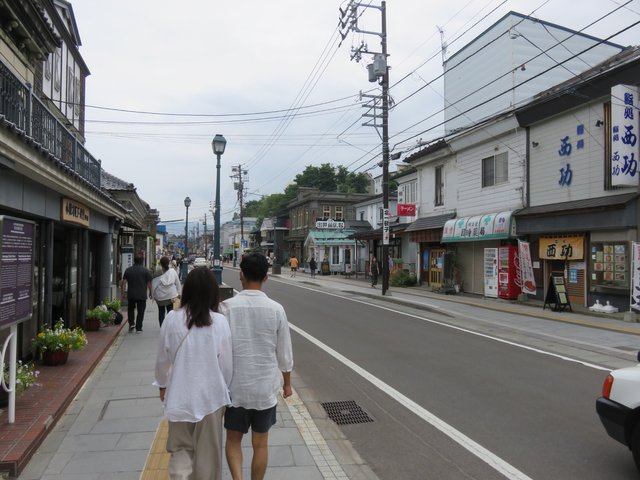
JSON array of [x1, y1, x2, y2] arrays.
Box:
[[192, 257, 208, 268], [596, 352, 640, 472]]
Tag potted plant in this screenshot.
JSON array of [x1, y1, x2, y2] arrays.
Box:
[[3, 360, 39, 395], [85, 305, 113, 331], [102, 298, 123, 325], [31, 320, 88, 366]]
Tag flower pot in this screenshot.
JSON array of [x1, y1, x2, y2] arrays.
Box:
[[85, 317, 101, 331], [42, 350, 69, 366]]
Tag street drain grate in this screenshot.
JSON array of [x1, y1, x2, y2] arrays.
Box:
[[321, 400, 373, 425]]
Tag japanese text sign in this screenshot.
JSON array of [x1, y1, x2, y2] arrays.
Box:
[[397, 204, 416, 216], [611, 84, 639, 187], [539, 235, 584, 260]]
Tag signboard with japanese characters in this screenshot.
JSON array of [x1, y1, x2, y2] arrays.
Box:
[[0, 217, 35, 329], [397, 204, 416, 216], [539, 235, 584, 260], [315, 219, 345, 229], [518, 240, 536, 294], [442, 211, 515, 242], [382, 208, 389, 245], [631, 242, 640, 311], [611, 84, 639, 187]]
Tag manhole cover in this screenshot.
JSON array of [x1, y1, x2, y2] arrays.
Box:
[[321, 400, 373, 425]]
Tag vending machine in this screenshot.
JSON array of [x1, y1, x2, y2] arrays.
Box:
[[484, 248, 498, 298], [498, 245, 521, 299]]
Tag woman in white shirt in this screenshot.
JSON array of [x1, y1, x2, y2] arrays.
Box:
[[152, 256, 182, 327], [154, 267, 232, 480]]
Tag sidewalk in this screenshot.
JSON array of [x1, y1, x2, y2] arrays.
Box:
[[3, 268, 640, 479], [6, 301, 376, 480]]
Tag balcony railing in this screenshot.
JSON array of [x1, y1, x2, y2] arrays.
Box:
[[0, 61, 101, 188]]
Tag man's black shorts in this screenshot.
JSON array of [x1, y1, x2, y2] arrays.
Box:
[[224, 405, 277, 434]]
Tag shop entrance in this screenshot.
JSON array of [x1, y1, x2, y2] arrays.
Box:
[[427, 248, 445, 289], [53, 226, 80, 327]]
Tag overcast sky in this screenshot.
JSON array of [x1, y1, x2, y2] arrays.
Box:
[[69, 0, 640, 234]]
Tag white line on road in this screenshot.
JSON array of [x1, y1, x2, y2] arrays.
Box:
[[289, 322, 533, 480], [281, 281, 611, 372]]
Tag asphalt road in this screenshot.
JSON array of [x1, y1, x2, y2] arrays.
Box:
[[224, 275, 638, 480]]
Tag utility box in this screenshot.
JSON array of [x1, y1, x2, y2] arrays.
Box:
[[272, 263, 281, 275]]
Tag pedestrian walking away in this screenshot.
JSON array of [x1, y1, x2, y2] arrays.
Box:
[[370, 254, 379, 288], [309, 257, 317, 278], [220, 252, 293, 480], [154, 267, 233, 480], [153, 256, 182, 327], [121, 254, 152, 333], [289, 254, 298, 277]]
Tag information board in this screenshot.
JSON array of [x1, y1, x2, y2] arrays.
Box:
[[0, 216, 35, 329], [543, 274, 572, 312]]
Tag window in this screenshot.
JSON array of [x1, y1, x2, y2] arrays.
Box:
[[53, 49, 61, 92], [44, 56, 51, 80], [331, 247, 340, 264], [379, 208, 383, 222], [66, 67, 74, 108], [590, 242, 629, 288], [435, 166, 444, 206], [74, 77, 81, 115], [323, 206, 331, 219], [335, 206, 343, 220], [359, 211, 364, 221], [482, 152, 508, 187]]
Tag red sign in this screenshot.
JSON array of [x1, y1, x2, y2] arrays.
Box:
[[397, 204, 416, 216]]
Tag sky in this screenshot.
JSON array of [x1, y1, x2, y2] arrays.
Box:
[[68, 0, 640, 234]]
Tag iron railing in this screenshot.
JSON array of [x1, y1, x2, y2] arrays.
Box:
[[0, 61, 101, 188]]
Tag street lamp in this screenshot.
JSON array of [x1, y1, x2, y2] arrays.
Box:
[[181, 196, 191, 281], [212, 134, 227, 285]]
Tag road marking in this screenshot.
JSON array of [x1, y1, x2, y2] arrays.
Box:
[[289, 322, 533, 480], [277, 281, 611, 372]]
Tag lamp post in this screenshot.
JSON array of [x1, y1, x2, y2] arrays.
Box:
[[181, 196, 191, 281], [212, 134, 227, 285]]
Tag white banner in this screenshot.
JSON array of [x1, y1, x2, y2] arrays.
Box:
[[611, 84, 640, 187], [631, 242, 640, 311], [382, 208, 390, 245], [518, 240, 536, 295]]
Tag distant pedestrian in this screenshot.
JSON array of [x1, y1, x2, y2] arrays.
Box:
[[388, 254, 394, 273], [121, 255, 152, 333], [289, 254, 299, 277], [309, 257, 317, 278], [370, 255, 379, 288], [221, 252, 293, 480], [152, 256, 182, 327], [154, 267, 232, 480]]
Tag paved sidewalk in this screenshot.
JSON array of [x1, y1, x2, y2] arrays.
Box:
[[12, 300, 376, 480]]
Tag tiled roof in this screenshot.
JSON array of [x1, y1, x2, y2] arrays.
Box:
[[404, 212, 456, 232], [101, 170, 135, 191]]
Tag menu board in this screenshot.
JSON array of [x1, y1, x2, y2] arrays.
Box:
[[543, 274, 572, 312], [591, 243, 628, 287], [0, 217, 35, 329]]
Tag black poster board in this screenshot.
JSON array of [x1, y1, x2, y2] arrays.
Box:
[[543, 274, 572, 312], [0, 216, 35, 329]]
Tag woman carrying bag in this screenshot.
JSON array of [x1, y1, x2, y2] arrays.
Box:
[[153, 256, 182, 327]]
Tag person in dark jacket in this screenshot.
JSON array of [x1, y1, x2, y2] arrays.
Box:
[[309, 257, 317, 278], [370, 255, 379, 288], [121, 255, 152, 333]]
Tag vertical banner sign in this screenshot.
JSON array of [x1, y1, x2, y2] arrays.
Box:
[[631, 242, 640, 311], [0, 217, 35, 329], [382, 208, 390, 245], [518, 239, 536, 294], [611, 84, 639, 187]]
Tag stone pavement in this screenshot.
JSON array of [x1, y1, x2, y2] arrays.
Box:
[[10, 300, 376, 480], [4, 267, 640, 479]]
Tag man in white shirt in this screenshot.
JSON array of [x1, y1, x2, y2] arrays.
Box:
[[221, 252, 293, 480]]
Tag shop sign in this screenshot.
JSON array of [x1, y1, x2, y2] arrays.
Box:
[[315, 219, 345, 229], [611, 84, 640, 187], [632, 242, 640, 310], [397, 204, 416, 216], [383, 208, 389, 245], [518, 240, 536, 294], [61, 198, 90, 227], [539, 235, 584, 260], [442, 211, 515, 242], [0, 216, 35, 329]]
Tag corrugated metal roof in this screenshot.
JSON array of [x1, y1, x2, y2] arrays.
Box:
[[404, 213, 456, 233], [515, 193, 637, 216]]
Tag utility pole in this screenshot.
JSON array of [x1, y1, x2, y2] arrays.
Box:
[[231, 165, 248, 258], [203, 213, 208, 261], [340, 0, 391, 295]]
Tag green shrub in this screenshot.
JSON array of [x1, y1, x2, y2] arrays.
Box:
[[390, 269, 417, 287]]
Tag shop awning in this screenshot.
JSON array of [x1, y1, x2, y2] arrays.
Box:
[[442, 211, 516, 242], [404, 213, 456, 233]]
